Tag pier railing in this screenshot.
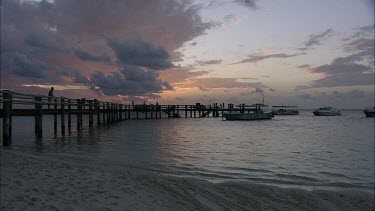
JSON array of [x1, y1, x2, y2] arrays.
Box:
[[1, 90, 244, 146]]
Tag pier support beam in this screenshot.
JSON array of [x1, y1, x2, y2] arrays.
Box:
[[77, 99, 82, 131], [89, 101, 94, 127], [35, 96, 43, 139], [2, 91, 12, 146], [68, 99, 72, 131], [61, 98, 65, 135], [54, 98, 57, 133], [95, 99, 101, 126]]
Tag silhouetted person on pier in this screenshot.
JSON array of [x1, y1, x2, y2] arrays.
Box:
[[48, 87, 54, 109]]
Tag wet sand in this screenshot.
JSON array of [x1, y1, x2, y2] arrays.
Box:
[[1, 149, 374, 211]]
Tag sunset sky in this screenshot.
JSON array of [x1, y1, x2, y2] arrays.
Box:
[[1, 0, 374, 108]]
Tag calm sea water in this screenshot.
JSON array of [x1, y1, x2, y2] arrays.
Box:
[[3, 110, 375, 190]]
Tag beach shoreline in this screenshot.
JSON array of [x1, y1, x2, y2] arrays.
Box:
[[1, 149, 374, 211]]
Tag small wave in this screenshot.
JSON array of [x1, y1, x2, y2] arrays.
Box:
[[275, 173, 322, 183], [223, 166, 273, 173], [318, 171, 353, 180]]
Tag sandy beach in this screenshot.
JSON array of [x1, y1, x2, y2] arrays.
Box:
[[1, 149, 373, 211]]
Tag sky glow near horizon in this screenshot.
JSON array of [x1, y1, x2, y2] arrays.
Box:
[[1, 0, 374, 108]]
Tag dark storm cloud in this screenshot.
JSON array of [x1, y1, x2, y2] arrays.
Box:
[[1, 53, 50, 78], [195, 59, 222, 66], [90, 71, 172, 96], [107, 37, 174, 70], [1, 52, 88, 83], [233, 53, 302, 64], [120, 66, 159, 82], [1, 0, 213, 98], [24, 34, 62, 52], [304, 29, 334, 48], [74, 49, 111, 64]]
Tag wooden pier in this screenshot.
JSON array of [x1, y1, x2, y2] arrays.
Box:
[[0, 90, 254, 146]]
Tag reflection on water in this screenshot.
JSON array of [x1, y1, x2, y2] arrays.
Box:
[[4, 110, 375, 190]]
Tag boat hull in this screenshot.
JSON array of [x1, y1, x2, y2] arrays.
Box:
[[364, 110, 375, 117], [223, 112, 273, 120], [313, 111, 341, 116], [272, 111, 299, 115]]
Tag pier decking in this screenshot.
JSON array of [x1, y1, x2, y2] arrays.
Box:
[[0, 90, 256, 146]]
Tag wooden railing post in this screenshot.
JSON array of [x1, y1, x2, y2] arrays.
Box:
[[102, 102, 106, 124], [35, 96, 43, 139], [89, 100, 93, 127], [68, 99, 72, 130], [95, 99, 101, 126], [77, 99, 81, 131], [61, 98, 65, 135], [119, 104, 123, 120], [2, 91, 12, 146], [54, 98, 58, 133], [107, 103, 111, 123]]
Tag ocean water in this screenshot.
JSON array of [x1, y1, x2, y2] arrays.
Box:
[[2, 110, 375, 191]]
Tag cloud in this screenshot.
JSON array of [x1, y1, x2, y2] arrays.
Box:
[[296, 64, 311, 69], [304, 29, 334, 48], [182, 77, 266, 89], [90, 71, 172, 96], [233, 53, 302, 64], [1, 52, 50, 78], [344, 38, 374, 53], [159, 68, 211, 84], [195, 59, 222, 66], [234, 0, 258, 10], [252, 88, 264, 93], [297, 93, 316, 100], [349, 24, 374, 40], [296, 42, 374, 89], [198, 86, 210, 91], [74, 49, 111, 64], [224, 14, 242, 24], [24, 34, 63, 52], [1, 0, 213, 99], [107, 37, 174, 70], [1, 52, 89, 84]]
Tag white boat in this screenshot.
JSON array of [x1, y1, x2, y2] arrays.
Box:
[[313, 107, 341, 116], [222, 104, 274, 120], [364, 107, 375, 117], [272, 106, 299, 115]]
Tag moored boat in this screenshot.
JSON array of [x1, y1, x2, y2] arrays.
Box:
[[222, 104, 274, 120], [272, 106, 299, 115], [364, 107, 375, 117], [313, 107, 341, 116]]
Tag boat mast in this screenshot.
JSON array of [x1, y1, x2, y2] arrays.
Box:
[[262, 94, 264, 105]]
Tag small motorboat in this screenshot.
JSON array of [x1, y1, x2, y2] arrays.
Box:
[[272, 106, 299, 115], [313, 107, 341, 116], [222, 104, 273, 121], [364, 107, 375, 117]]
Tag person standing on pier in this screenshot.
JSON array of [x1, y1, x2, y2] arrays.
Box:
[[48, 87, 54, 109]]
